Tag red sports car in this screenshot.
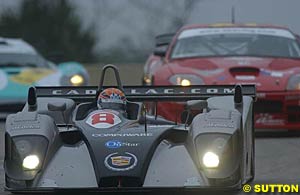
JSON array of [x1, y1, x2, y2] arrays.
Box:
[[143, 24, 300, 130]]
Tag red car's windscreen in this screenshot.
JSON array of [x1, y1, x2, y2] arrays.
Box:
[[171, 28, 300, 59]]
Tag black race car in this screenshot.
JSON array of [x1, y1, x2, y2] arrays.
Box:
[[4, 65, 255, 193]]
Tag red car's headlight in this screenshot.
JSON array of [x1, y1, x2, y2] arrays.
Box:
[[287, 74, 300, 90], [169, 74, 204, 86]]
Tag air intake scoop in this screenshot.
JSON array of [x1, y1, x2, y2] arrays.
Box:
[[230, 67, 260, 77]]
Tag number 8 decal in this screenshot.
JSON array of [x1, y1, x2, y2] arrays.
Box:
[[86, 111, 121, 129]]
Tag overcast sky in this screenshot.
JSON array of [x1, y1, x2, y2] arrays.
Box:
[[1, 0, 300, 53]]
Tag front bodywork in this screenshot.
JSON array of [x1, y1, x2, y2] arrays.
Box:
[[0, 37, 89, 116], [255, 91, 300, 130], [143, 24, 300, 130], [4, 84, 255, 193], [0, 63, 89, 116]]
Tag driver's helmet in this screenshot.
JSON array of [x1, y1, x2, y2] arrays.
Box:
[[97, 88, 127, 110]]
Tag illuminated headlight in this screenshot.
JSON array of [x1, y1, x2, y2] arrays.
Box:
[[202, 152, 219, 168], [22, 155, 40, 170], [70, 74, 84, 86], [5, 135, 48, 180], [180, 79, 191, 86], [8, 135, 48, 170], [169, 74, 203, 86], [287, 74, 300, 90], [143, 74, 152, 85]]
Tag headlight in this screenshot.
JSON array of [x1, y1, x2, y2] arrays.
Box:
[[143, 74, 152, 85], [22, 155, 40, 170], [202, 152, 219, 168], [180, 79, 191, 86], [195, 133, 240, 180], [5, 135, 49, 181], [287, 74, 300, 90], [70, 74, 84, 86], [6, 135, 48, 170], [169, 74, 204, 86]]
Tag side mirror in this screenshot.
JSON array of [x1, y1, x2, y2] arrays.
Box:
[[155, 33, 175, 47], [153, 47, 167, 57], [48, 102, 68, 125], [48, 102, 67, 112], [181, 100, 208, 125], [186, 100, 208, 111]]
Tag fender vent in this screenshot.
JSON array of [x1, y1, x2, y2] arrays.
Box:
[[230, 67, 259, 76]]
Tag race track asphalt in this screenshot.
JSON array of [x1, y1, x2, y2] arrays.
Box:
[[1, 121, 300, 195]]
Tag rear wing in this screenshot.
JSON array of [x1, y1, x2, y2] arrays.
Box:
[[35, 85, 256, 102]]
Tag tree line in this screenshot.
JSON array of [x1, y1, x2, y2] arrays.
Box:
[[0, 0, 198, 63]]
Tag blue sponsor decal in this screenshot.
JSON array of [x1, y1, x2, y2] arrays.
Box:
[[105, 140, 122, 149], [105, 140, 139, 149]]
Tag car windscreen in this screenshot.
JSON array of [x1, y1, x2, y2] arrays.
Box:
[[171, 28, 300, 59], [0, 53, 49, 67]]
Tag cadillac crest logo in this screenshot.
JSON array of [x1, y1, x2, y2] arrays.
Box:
[[104, 152, 137, 171]]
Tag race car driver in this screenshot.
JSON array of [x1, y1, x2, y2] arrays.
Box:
[[97, 88, 127, 117]]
